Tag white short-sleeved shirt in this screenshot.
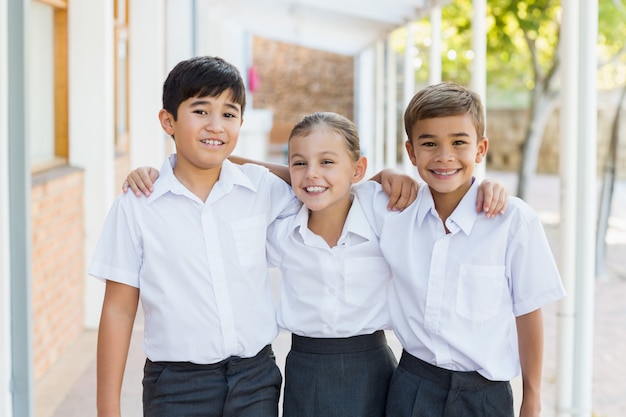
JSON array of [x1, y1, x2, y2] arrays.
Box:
[[88, 155, 299, 364], [267, 190, 392, 338], [356, 180, 566, 381]]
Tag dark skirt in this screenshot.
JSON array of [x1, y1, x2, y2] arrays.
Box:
[[282, 330, 397, 417], [385, 350, 514, 417]]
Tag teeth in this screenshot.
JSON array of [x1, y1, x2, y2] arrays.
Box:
[[200, 139, 223, 145], [433, 170, 457, 176], [305, 186, 326, 193]]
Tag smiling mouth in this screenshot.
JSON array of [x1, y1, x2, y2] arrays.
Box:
[[305, 186, 327, 193], [432, 169, 459, 176], [200, 139, 224, 146]]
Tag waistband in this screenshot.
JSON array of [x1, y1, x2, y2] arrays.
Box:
[[398, 350, 504, 388], [146, 344, 273, 370], [291, 330, 387, 354]]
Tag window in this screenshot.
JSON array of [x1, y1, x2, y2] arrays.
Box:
[[29, 0, 68, 172]]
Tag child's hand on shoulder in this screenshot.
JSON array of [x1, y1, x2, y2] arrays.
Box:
[[476, 178, 508, 217], [122, 166, 160, 197], [379, 168, 419, 211]]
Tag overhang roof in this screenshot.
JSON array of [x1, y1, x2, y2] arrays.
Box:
[[212, 0, 451, 56]]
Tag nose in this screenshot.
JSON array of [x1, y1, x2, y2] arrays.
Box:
[[434, 144, 454, 162], [305, 164, 319, 179], [204, 113, 224, 133]]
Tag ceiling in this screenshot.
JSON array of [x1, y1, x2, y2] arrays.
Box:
[[207, 0, 452, 56]]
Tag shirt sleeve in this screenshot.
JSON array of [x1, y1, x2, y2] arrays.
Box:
[[265, 218, 283, 269], [507, 203, 566, 316], [266, 170, 301, 220], [88, 193, 143, 287], [352, 181, 395, 236]]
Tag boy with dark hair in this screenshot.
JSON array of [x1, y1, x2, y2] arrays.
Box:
[[89, 56, 300, 417], [358, 82, 566, 417]]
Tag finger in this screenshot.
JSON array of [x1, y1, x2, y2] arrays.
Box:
[[138, 168, 155, 192], [126, 176, 143, 197], [386, 186, 402, 210], [476, 185, 485, 213], [128, 174, 151, 197], [494, 189, 508, 214], [122, 180, 129, 193]]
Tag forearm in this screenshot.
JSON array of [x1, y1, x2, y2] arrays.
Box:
[[96, 283, 139, 417], [228, 155, 291, 184], [516, 309, 544, 417]]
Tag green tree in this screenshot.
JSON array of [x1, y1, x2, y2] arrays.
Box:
[[401, 0, 626, 199]]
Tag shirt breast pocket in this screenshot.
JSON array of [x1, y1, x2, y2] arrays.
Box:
[[344, 257, 391, 308], [231, 215, 267, 268], [456, 264, 506, 323]]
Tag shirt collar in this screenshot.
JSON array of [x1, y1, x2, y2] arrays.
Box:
[[147, 154, 258, 204], [290, 192, 373, 244], [416, 179, 479, 236]]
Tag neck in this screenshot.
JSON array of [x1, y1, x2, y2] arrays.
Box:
[[430, 183, 472, 231], [173, 165, 221, 202], [307, 198, 352, 247]]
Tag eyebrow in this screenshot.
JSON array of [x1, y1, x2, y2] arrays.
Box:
[[290, 150, 341, 159], [416, 132, 471, 140], [189, 99, 241, 114]]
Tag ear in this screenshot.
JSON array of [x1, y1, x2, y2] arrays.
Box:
[[159, 109, 176, 137], [405, 140, 418, 167], [352, 156, 367, 183], [475, 136, 488, 163]]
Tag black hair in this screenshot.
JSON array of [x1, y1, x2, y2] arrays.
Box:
[[162, 56, 246, 120]]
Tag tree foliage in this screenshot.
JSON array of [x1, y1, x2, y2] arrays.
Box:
[[393, 0, 626, 198]]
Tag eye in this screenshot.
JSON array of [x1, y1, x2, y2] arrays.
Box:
[[420, 141, 436, 148], [193, 110, 207, 115], [291, 160, 306, 167], [453, 139, 468, 146], [321, 160, 334, 165], [224, 112, 237, 118]]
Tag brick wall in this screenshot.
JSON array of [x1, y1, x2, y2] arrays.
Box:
[[252, 37, 355, 146], [31, 167, 85, 380]]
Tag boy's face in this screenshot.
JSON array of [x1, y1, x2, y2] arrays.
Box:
[[159, 90, 243, 172], [288, 127, 366, 215], [405, 113, 487, 201]]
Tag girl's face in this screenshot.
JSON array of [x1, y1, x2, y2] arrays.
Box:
[[288, 126, 366, 215]]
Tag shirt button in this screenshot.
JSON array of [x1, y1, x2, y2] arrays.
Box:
[[328, 287, 335, 294]]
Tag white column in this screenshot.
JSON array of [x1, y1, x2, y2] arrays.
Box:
[[403, 22, 416, 174], [556, 2, 579, 416], [470, 0, 486, 181], [429, 6, 442, 86], [0, 0, 14, 413], [385, 38, 397, 169], [355, 47, 377, 178], [166, 0, 194, 68], [194, 1, 247, 75], [374, 40, 386, 173], [572, 0, 598, 415], [68, 0, 116, 328], [129, 0, 167, 169]]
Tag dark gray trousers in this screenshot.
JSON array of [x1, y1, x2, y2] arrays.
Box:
[[386, 350, 514, 417], [142, 345, 282, 417]]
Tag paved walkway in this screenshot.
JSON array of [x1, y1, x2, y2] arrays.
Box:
[[34, 172, 626, 417]]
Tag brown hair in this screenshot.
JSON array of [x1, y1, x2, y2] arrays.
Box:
[[288, 112, 361, 162], [404, 82, 485, 143]]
